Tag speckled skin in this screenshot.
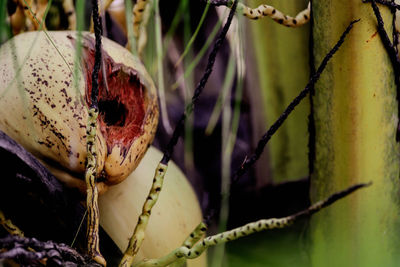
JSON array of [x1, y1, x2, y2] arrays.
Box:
[[0, 31, 158, 193]]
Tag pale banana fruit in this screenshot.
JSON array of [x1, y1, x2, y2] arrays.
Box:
[[99, 146, 206, 267], [0, 31, 158, 193]]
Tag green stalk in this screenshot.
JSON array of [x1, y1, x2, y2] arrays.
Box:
[[171, 16, 223, 91], [0, 1, 11, 44], [73, 0, 85, 97], [175, 2, 210, 67], [310, 1, 400, 266], [125, 0, 137, 55], [249, 0, 310, 183], [154, 0, 173, 134]]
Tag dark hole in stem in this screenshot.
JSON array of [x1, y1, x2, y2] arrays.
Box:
[[98, 99, 127, 127]]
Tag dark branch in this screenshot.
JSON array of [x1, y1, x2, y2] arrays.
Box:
[[90, 0, 103, 109], [161, 0, 239, 164], [233, 19, 359, 181], [363, 0, 400, 10], [368, 0, 400, 140], [292, 182, 372, 219]]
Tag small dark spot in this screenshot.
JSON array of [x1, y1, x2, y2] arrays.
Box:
[[304, 14, 308, 20], [278, 19, 283, 24], [293, 19, 297, 24], [155, 187, 161, 192], [272, 9, 276, 14]]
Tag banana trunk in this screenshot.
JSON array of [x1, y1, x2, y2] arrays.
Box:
[[310, 1, 400, 266]]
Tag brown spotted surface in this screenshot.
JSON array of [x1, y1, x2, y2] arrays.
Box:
[[0, 31, 158, 192]]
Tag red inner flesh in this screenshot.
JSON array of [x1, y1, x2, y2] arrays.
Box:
[[81, 39, 146, 157]]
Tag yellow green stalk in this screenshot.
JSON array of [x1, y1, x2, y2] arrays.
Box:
[[310, 1, 400, 266], [249, 0, 310, 183]]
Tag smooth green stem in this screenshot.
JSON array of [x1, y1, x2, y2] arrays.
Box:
[[154, 0, 172, 134], [125, 0, 137, 55], [175, 2, 210, 67]]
